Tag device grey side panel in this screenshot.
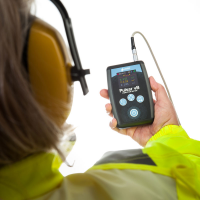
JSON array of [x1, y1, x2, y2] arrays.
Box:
[[107, 70, 120, 122], [141, 63, 154, 119]]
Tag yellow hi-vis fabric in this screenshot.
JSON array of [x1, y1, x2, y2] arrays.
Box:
[[0, 125, 200, 200], [144, 125, 200, 199]]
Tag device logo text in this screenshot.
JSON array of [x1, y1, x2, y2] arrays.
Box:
[[119, 86, 140, 94], [121, 67, 131, 72]]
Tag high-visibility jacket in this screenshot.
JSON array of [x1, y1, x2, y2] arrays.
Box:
[[0, 125, 200, 200]]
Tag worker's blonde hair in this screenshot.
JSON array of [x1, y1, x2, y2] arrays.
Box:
[[0, 0, 72, 166]]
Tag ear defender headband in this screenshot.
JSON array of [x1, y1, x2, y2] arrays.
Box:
[[24, 0, 90, 126]]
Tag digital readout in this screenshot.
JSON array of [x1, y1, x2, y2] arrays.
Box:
[[117, 70, 139, 89]]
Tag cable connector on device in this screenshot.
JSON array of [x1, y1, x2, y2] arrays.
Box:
[[131, 37, 138, 61]]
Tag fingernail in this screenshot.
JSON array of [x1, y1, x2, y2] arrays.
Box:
[[111, 119, 116, 129], [109, 121, 114, 129]]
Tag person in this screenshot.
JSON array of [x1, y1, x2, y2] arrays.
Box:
[[0, 0, 200, 200]]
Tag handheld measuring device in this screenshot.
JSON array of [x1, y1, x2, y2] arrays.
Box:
[[107, 61, 154, 129], [106, 32, 180, 129]]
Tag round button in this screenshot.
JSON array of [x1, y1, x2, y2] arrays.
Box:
[[137, 95, 144, 103], [119, 98, 127, 106], [130, 109, 138, 117], [127, 94, 135, 101]]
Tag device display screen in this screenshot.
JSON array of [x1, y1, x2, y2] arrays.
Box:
[[117, 70, 138, 89], [111, 64, 141, 89]]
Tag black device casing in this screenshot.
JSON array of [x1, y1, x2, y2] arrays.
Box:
[[107, 61, 154, 129]]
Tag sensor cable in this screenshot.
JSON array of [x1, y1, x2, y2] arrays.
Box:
[[131, 31, 180, 125]]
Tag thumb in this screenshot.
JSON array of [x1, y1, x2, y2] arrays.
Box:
[[149, 76, 169, 103]]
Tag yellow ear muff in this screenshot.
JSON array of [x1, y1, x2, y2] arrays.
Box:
[[28, 18, 73, 127]]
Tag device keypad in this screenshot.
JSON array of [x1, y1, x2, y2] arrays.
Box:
[[130, 109, 138, 117], [137, 95, 144, 103], [127, 94, 135, 101], [119, 94, 145, 119], [119, 98, 127, 106], [119, 94, 144, 106]]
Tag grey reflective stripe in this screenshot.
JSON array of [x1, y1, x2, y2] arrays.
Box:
[[95, 149, 156, 166], [33, 170, 178, 200], [86, 169, 178, 200]]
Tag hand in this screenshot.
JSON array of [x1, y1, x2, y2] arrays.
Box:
[[100, 76, 179, 147]]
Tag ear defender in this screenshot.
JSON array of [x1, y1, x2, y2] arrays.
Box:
[[23, 0, 90, 127], [27, 18, 73, 127]]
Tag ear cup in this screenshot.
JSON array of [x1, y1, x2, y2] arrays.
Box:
[[27, 18, 73, 127]]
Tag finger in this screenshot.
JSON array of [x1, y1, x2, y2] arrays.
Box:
[[100, 89, 109, 100], [105, 103, 113, 117], [149, 76, 169, 103], [109, 118, 136, 137], [109, 118, 127, 135], [109, 118, 117, 129], [105, 103, 112, 113], [112, 127, 127, 136]]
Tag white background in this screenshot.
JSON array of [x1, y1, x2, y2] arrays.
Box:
[[34, 0, 200, 175]]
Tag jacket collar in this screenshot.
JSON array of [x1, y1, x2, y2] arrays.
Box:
[[0, 153, 63, 200]]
